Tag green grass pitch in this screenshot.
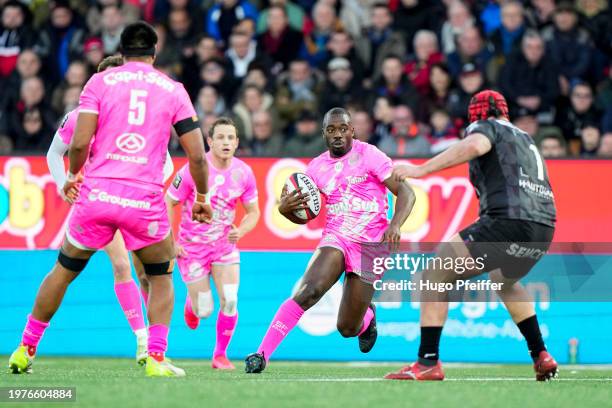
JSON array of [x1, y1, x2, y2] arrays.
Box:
[[2, 357, 611, 408]]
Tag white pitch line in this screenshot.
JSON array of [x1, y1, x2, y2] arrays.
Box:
[[250, 377, 612, 383]]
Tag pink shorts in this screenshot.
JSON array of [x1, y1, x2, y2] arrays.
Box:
[[67, 179, 170, 251], [317, 233, 383, 284], [177, 241, 239, 283]]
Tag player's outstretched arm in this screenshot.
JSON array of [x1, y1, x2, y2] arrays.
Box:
[[278, 189, 310, 225], [178, 128, 212, 223], [382, 178, 416, 244], [393, 133, 492, 180]]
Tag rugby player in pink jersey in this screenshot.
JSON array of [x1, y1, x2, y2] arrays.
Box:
[[166, 117, 260, 370], [45, 55, 175, 366], [245, 107, 416, 373], [9, 22, 212, 378]]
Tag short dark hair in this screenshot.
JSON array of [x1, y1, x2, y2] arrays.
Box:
[[97, 55, 123, 72], [208, 116, 237, 138], [119, 21, 158, 57], [323, 107, 351, 124], [268, 5, 287, 17]]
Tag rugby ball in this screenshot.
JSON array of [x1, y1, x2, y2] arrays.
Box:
[[284, 173, 321, 221]]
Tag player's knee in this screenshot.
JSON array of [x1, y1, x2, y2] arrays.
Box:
[[294, 282, 326, 308], [111, 259, 132, 281], [336, 321, 360, 338], [58, 251, 90, 274], [221, 284, 238, 316], [196, 290, 214, 319]]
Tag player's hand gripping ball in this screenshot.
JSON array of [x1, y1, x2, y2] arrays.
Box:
[[281, 173, 321, 221]]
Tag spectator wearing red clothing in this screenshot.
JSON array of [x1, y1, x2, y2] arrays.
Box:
[[0, 1, 36, 78], [405, 30, 444, 97]]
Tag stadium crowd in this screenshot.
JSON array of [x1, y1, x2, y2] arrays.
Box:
[[0, 0, 610, 157]]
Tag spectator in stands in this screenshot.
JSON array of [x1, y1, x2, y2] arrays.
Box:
[[537, 132, 567, 158], [373, 55, 419, 111], [440, 1, 475, 55], [51, 60, 88, 115], [275, 59, 323, 126], [199, 57, 238, 106], [226, 31, 261, 81], [449, 63, 486, 127], [542, 2, 592, 95], [339, 0, 377, 40], [182, 35, 219, 98], [232, 84, 276, 141], [256, 0, 304, 34], [0, 1, 36, 79], [392, 0, 443, 54], [300, 2, 340, 67], [83, 37, 104, 74], [527, 0, 556, 29], [1, 49, 41, 112], [0, 133, 13, 154], [9, 77, 56, 149], [206, 0, 259, 48], [446, 25, 492, 80], [320, 30, 366, 83], [11, 107, 54, 151], [488, 1, 526, 70], [257, 5, 303, 72], [250, 110, 284, 156], [355, 2, 405, 81], [405, 30, 444, 97], [429, 108, 460, 154], [165, 8, 199, 63], [598, 133, 612, 158], [580, 124, 601, 157], [35, 1, 86, 84], [62, 85, 81, 114], [318, 57, 365, 115], [378, 104, 431, 157], [372, 96, 393, 143], [556, 82, 601, 154], [498, 30, 558, 120], [284, 110, 326, 156], [195, 85, 227, 121], [87, 0, 139, 35], [244, 64, 273, 93], [352, 109, 374, 143], [422, 62, 455, 122], [100, 4, 125, 55], [577, 0, 611, 65]]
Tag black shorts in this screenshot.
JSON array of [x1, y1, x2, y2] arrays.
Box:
[[459, 217, 555, 279]]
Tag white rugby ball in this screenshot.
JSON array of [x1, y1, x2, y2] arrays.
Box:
[[284, 172, 321, 221]]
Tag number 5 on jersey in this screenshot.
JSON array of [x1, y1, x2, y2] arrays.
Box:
[[128, 89, 147, 126]]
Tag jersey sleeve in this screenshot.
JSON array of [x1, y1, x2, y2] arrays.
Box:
[[366, 144, 393, 183], [465, 120, 498, 145], [241, 166, 259, 205], [305, 158, 321, 190], [172, 84, 199, 136], [78, 73, 102, 115], [56, 110, 77, 145], [166, 164, 193, 203]]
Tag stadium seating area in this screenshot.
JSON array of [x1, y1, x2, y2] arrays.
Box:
[[0, 0, 610, 157]]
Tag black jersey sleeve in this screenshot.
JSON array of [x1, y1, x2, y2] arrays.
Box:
[[465, 120, 497, 145]]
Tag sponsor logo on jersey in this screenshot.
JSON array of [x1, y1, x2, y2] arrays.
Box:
[[172, 173, 182, 189], [347, 175, 367, 185], [103, 70, 175, 91], [88, 189, 151, 209], [116, 133, 146, 154]]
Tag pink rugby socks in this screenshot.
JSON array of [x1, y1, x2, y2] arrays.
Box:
[[257, 299, 304, 362], [214, 311, 238, 358], [148, 324, 169, 361], [21, 314, 49, 353], [357, 307, 374, 336], [114, 281, 146, 332]]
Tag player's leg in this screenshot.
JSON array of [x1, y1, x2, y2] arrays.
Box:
[[184, 277, 213, 329], [245, 247, 344, 373], [336, 273, 377, 353], [104, 231, 148, 365], [132, 253, 149, 308], [9, 238, 95, 374], [131, 233, 184, 376], [211, 261, 239, 369]]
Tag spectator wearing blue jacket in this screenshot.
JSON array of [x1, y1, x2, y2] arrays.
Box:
[[206, 0, 258, 48]]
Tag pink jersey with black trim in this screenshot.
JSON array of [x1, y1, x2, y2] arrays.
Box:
[[167, 153, 258, 246], [57, 109, 78, 145], [306, 139, 393, 242], [78, 61, 196, 190]]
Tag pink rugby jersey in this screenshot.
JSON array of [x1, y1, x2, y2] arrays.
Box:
[[167, 153, 258, 248], [78, 61, 196, 190], [306, 139, 393, 243]]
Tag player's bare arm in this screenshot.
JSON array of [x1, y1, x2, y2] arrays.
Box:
[[382, 178, 416, 245], [179, 127, 212, 223], [65, 112, 97, 198], [228, 201, 260, 244], [278, 188, 311, 225], [393, 133, 492, 180], [164, 195, 186, 258]]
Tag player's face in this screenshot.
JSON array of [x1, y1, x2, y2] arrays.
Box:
[[323, 114, 354, 157], [208, 124, 239, 160]]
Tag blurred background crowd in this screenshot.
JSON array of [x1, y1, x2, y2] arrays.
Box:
[[0, 0, 610, 158]]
